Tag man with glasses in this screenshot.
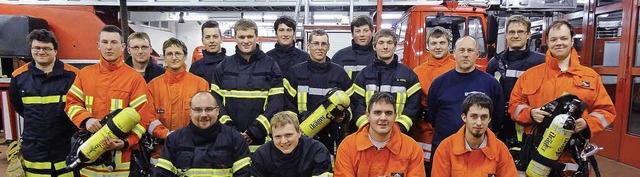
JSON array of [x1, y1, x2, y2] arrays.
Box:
[[153, 91, 250, 177], [486, 15, 545, 144], [125, 32, 165, 83], [283, 29, 352, 155], [147, 37, 209, 166], [427, 36, 504, 163], [9, 29, 80, 176]]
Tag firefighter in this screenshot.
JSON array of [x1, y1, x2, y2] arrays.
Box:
[[251, 111, 333, 176], [153, 91, 250, 177], [427, 36, 505, 162], [125, 32, 164, 83], [409, 26, 456, 174], [65, 25, 158, 176], [509, 20, 616, 176], [210, 19, 286, 152], [147, 37, 209, 165], [189, 20, 228, 83], [8, 29, 80, 176], [350, 29, 421, 134], [283, 29, 352, 154], [432, 93, 517, 177], [335, 92, 425, 176], [266, 15, 310, 75], [486, 15, 545, 143], [332, 15, 376, 79]]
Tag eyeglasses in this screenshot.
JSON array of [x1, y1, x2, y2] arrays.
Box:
[[507, 30, 529, 36], [309, 42, 329, 48], [191, 106, 219, 113], [455, 48, 477, 54], [31, 47, 54, 52], [130, 45, 150, 51], [165, 53, 185, 58]]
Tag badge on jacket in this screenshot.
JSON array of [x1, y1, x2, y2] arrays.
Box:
[[390, 172, 404, 177], [582, 81, 590, 88]]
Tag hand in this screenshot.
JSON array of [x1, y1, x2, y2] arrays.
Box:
[[530, 108, 552, 123], [574, 118, 588, 132], [332, 114, 345, 123], [241, 131, 253, 144], [103, 137, 125, 151], [85, 118, 102, 133]]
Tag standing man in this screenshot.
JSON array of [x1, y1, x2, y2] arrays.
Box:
[[432, 93, 518, 176], [125, 32, 165, 83], [332, 15, 376, 79], [266, 16, 310, 74], [283, 29, 352, 155], [210, 19, 285, 152], [9, 29, 80, 176], [189, 20, 227, 83], [153, 92, 250, 177], [350, 29, 421, 134], [427, 36, 504, 159], [410, 26, 456, 172], [65, 25, 156, 176], [509, 20, 616, 176], [486, 15, 545, 143], [251, 111, 333, 177], [335, 92, 425, 177], [147, 37, 209, 164]]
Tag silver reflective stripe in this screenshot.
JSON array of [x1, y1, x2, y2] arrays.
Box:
[[417, 142, 432, 151], [590, 112, 608, 128], [365, 84, 407, 93], [563, 163, 579, 171], [390, 86, 406, 93], [506, 69, 526, 78], [343, 65, 367, 72], [148, 120, 162, 135], [514, 104, 528, 121], [423, 152, 432, 159], [298, 86, 309, 92], [150, 158, 158, 166], [180, 168, 232, 176]]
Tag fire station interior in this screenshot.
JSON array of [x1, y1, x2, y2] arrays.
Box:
[[1, 0, 640, 175]]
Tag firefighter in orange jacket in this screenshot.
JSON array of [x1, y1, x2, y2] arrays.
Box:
[[147, 38, 209, 164], [432, 93, 517, 177], [335, 92, 425, 177], [410, 26, 456, 171], [65, 25, 159, 176], [509, 20, 616, 175]]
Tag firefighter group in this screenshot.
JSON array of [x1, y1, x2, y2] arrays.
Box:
[[9, 14, 616, 177]]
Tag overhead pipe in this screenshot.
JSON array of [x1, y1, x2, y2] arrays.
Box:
[[376, 0, 382, 31], [349, 0, 354, 23], [119, 0, 129, 59]]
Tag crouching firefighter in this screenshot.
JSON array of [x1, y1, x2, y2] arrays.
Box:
[[283, 29, 353, 155], [509, 19, 616, 177]]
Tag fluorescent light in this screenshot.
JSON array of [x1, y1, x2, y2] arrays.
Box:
[[183, 15, 209, 21], [382, 13, 402, 20]]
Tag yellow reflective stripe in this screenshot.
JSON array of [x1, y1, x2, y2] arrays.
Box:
[[67, 105, 85, 119], [396, 115, 413, 131], [25, 172, 53, 177], [347, 71, 353, 79], [219, 115, 232, 124], [223, 90, 268, 98], [297, 92, 308, 112], [58, 171, 74, 177], [283, 79, 297, 97], [313, 172, 334, 177], [396, 92, 407, 115], [156, 158, 178, 174], [21, 95, 66, 104], [129, 94, 148, 109], [256, 115, 271, 134], [356, 115, 368, 129], [269, 87, 284, 96], [345, 85, 355, 96], [364, 90, 375, 109], [516, 124, 525, 142], [80, 169, 129, 177], [132, 123, 145, 138], [23, 160, 50, 169], [249, 145, 260, 153], [407, 83, 421, 96], [232, 157, 250, 173], [352, 84, 365, 96], [182, 168, 232, 176], [110, 99, 124, 111], [54, 161, 67, 171], [85, 96, 94, 113], [69, 85, 84, 102]]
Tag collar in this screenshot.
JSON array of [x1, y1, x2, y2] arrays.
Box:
[[545, 48, 584, 76], [203, 48, 227, 64], [273, 136, 305, 160], [374, 55, 399, 69], [125, 56, 155, 71], [234, 44, 265, 63], [464, 133, 487, 151], [355, 123, 402, 155], [426, 53, 455, 67], [351, 39, 374, 54], [307, 57, 332, 73], [29, 59, 64, 76], [187, 120, 221, 144], [164, 65, 186, 84], [99, 55, 125, 72], [452, 125, 498, 160]]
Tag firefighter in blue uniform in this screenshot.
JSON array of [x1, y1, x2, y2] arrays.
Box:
[[9, 29, 80, 176], [283, 29, 352, 154], [210, 19, 285, 152], [189, 20, 228, 83], [350, 29, 422, 134], [331, 15, 376, 80], [266, 15, 310, 75], [153, 91, 250, 177]]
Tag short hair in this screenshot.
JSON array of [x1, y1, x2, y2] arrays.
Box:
[[201, 20, 222, 36], [351, 15, 374, 33], [26, 29, 59, 50], [367, 92, 396, 113], [274, 16, 297, 32], [373, 29, 398, 46], [461, 93, 493, 117], [162, 37, 188, 56], [426, 26, 451, 44], [308, 29, 329, 42], [189, 91, 217, 107], [546, 20, 574, 40], [454, 35, 478, 49], [127, 32, 151, 45], [506, 15, 531, 31], [271, 111, 301, 132], [234, 19, 258, 36], [99, 25, 123, 41]]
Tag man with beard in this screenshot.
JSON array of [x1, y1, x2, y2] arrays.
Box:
[[125, 32, 164, 83], [332, 15, 376, 79], [266, 16, 310, 75], [189, 20, 228, 83]]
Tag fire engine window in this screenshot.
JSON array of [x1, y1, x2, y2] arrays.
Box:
[[597, 0, 622, 7], [629, 77, 640, 135], [425, 15, 466, 53], [469, 17, 487, 58], [600, 75, 617, 131], [635, 9, 640, 67], [395, 16, 408, 62], [593, 11, 622, 67]]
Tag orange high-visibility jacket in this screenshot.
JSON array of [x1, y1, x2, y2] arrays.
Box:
[[509, 49, 616, 138], [335, 124, 425, 177], [410, 54, 456, 162], [65, 55, 155, 176], [147, 65, 209, 158], [432, 125, 518, 177]]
